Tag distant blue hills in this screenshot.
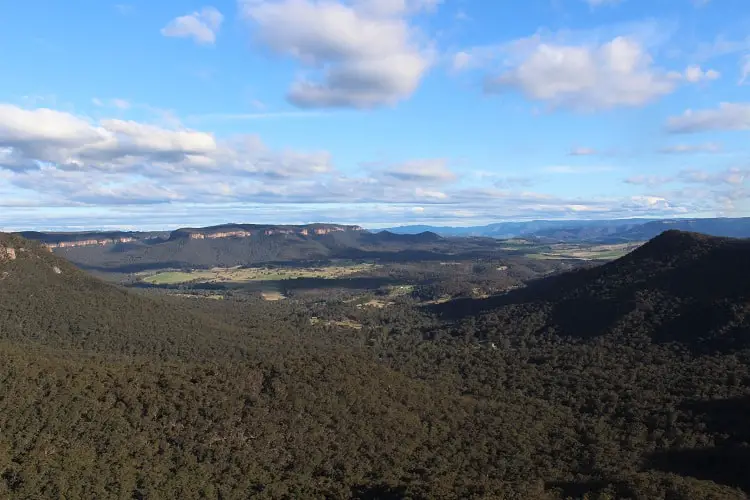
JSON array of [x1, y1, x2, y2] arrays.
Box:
[[377, 217, 750, 243]]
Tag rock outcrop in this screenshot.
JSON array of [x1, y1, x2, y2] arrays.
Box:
[[23, 224, 368, 249], [45, 237, 136, 249], [0, 246, 17, 261]]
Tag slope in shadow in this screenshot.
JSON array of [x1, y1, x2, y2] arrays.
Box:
[[431, 230, 750, 351], [646, 396, 750, 493]]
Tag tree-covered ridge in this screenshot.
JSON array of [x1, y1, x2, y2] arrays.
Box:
[[436, 230, 750, 353], [1, 231, 749, 498]]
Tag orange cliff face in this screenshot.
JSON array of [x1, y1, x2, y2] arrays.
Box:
[[42, 226, 365, 248], [188, 231, 252, 240], [264, 226, 363, 237], [312, 226, 363, 235], [45, 237, 136, 249]]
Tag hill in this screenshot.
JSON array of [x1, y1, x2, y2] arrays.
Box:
[[437, 230, 750, 352], [0, 233, 253, 359], [19, 225, 510, 274], [2, 231, 750, 498]]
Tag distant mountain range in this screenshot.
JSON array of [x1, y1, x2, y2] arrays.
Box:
[[16, 223, 517, 274], [380, 217, 750, 242]]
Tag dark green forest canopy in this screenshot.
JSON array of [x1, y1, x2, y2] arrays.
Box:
[[1, 231, 749, 499]]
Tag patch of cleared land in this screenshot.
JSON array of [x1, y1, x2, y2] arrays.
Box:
[[261, 291, 286, 301], [386, 285, 414, 297], [357, 299, 393, 309], [525, 242, 643, 261], [142, 263, 377, 285], [173, 293, 224, 300]]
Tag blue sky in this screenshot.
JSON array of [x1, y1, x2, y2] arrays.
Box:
[[0, 0, 749, 230]]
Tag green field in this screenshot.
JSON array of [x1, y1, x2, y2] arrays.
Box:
[[143, 271, 215, 285], [523, 242, 643, 261], [142, 263, 377, 285]]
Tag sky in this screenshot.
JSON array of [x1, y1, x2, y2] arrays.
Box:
[[0, 0, 749, 231]]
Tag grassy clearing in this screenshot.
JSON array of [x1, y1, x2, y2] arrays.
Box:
[[172, 293, 225, 300], [525, 242, 643, 261], [357, 299, 393, 309], [142, 263, 377, 286], [386, 285, 414, 297], [143, 271, 214, 285], [261, 291, 286, 301]]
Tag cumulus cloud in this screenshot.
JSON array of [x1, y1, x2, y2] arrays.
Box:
[[680, 65, 720, 83], [484, 36, 679, 110], [0, 101, 742, 227], [161, 7, 223, 45], [239, 0, 434, 108], [0, 103, 335, 182], [666, 102, 750, 133]]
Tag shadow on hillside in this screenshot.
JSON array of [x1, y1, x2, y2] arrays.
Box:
[[426, 269, 586, 321], [644, 396, 750, 493], [333, 249, 463, 262], [545, 479, 636, 499], [77, 261, 190, 274]]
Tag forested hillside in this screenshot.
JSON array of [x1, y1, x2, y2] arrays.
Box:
[[1, 231, 749, 499], [25, 226, 517, 274]]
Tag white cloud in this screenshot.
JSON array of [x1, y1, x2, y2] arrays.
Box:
[[624, 175, 672, 186], [680, 65, 720, 83], [658, 143, 721, 154], [161, 7, 223, 45], [543, 165, 614, 174], [0, 103, 336, 181], [680, 168, 749, 185], [569, 147, 597, 156], [414, 187, 448, 199], [112, 98, 131, 110], [492, 176, 534, 188], [629, 195, 672, 208], [484, 37, 677, 110], [239, 0, 434, 108], [585, 0, 621, 6], [376, 159, 456, 184], [451, 51, 473, 72], [666, 102, 750, 133], [626, 167, 749, 194], [92, 97, 131, 109], [1, 102, 743, 224], [740, 55, 750, 85]]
